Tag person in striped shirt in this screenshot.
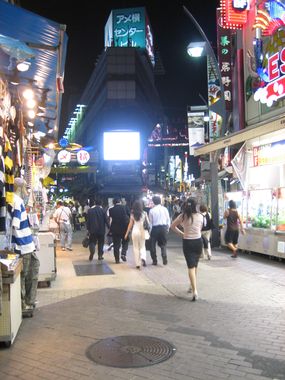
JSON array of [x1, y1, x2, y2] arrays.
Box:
[[11, 177, 39, 312]]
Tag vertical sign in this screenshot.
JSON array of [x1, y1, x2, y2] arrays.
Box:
[[217, 8, 233, 112]]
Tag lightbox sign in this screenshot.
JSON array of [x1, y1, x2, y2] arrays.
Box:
[[250, 1, 285, 105], [58, 150, 71, 164], [77, 150, 90, 165], [217, 8, 233, 111], [253, 47, 285, 107], [104, 7, 155, 66], [252, 140, 285, 167]]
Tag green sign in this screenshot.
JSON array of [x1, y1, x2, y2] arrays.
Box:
[[112, 7, 145, 48]]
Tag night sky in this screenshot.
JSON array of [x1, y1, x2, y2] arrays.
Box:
[[19, 0, 219, 133]]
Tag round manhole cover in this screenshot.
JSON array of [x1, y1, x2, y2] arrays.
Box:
[[86, 335, 176, 368]]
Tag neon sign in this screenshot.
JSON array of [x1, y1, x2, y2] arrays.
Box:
[[220, 0, 248, 29]]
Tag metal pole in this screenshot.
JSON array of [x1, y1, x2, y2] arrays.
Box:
[[183, 5, 225, 247], [183, 5, 226, 135]]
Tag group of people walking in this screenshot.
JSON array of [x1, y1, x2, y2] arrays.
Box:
[[56, 195, 244, 302]]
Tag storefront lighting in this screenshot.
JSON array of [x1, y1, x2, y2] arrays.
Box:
[[27, 109, 36, 119], [22, 88, 34, 100], [16, 60, 31, 72], [26, 99, 36, 109]]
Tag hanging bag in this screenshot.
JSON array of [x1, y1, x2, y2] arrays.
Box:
[[143, 213, 150, 231], [82, 235, 90, 248]]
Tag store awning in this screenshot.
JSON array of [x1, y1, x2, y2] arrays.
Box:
[[0, 1, 68, 135], [194, 114, 285, 156]]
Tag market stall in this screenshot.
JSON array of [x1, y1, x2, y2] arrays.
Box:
[[221, 129, 285, 259], [0, 254, 22, 347]]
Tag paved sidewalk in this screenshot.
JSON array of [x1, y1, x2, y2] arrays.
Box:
[[0, 230, 285, 380]]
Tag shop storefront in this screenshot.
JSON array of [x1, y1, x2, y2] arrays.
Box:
[[221, 124, 285, 259], [0, 1, 67, 345]]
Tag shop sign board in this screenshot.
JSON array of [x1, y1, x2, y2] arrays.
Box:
[[219, 0, 249, 29], [77, 149, 90, 165], [104, 7, 155, 66], [253, 139, 285, 167], [57, 150, 71, 164], [217, 8, 233, 111]]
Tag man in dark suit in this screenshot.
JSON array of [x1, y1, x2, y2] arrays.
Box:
[[109, 197, 130, 263], [87, 199, 110, 261]]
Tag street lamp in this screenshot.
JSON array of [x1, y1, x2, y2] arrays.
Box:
[[183, 5, 227, 247]]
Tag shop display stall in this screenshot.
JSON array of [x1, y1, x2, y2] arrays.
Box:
[[0, 254, 22, 347], [221, 188, 285, 260]]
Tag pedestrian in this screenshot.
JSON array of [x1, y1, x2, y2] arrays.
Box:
[[172, 198, 181, 220], [199, 204, 213, 260], [148, 195, 171, 265], [124, 200, 149, 269], [224, 200, 244, 258], [53, 200, 73, 251], [11, 177, 40, 312], [109, 197, 130, 263], [171, 198, 203, 301], [87, 199, 110, 261]]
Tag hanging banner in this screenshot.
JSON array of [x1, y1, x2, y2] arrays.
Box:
[[231, 143, 249, 189]]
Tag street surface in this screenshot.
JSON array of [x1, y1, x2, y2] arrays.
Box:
[[0, 230, 284, 380]]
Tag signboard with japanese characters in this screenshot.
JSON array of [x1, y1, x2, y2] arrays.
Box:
[[217, 8, 233, 112], [77, 149, 90, 165], [104, 7, 155, 66]]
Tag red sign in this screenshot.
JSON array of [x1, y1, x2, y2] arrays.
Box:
[[220, 0, 248, 29]]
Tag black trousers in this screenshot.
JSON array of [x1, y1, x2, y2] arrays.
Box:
[[89, 233, 105, 259], [112, 234, 129, 262], [150, 225, 168, 263]]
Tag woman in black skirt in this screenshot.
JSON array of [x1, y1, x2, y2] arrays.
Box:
[[171, 198, 203, 301]]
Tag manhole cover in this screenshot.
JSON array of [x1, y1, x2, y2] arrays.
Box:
[[86, 335, 176, 368]]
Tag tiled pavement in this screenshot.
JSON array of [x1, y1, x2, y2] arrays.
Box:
[[0, 229, 284, 380]]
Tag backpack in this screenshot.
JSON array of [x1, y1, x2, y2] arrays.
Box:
[[202, 212, 214, 231]]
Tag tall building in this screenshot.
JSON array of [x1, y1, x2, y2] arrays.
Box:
[[63, 7, 163, 197]]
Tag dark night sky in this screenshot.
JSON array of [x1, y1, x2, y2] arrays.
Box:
[[19, 0, 219, 132]]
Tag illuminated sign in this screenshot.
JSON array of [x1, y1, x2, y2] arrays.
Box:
[[220, 0, 248, 29], [57, 150, 71, 164], [77, 149, 90, 165], [104, 7, 155, 66], [254, 47, 285, 107], [253, 1, 285, 36], [253, 140, 285, 167], [217, 8, 233, 111]]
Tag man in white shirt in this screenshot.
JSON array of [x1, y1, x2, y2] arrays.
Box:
[[53, 200, 73, 251], [148, 196, 171, 265]]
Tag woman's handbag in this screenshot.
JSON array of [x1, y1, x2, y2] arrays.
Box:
[[82, 235, 90, 248], [143, 214, 150, 231]]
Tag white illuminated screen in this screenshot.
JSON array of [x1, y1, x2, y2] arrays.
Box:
[[103, 131, 140, 160]]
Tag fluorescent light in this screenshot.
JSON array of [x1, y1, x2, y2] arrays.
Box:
[[17, 61, 31, 72]]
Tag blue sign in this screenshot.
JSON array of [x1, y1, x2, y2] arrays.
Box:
[[59, 137, 69, 148]]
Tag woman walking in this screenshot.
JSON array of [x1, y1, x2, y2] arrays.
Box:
[[224, 200, 244, 258], [124, 200, 149, 269], [171, 198, 203, 301]]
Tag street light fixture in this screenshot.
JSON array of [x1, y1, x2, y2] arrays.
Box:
[[183, 5, 227, 247], [187, 41, 207, 57]]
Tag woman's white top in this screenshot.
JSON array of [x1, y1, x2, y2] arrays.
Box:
[[176, 212, 203, 239]]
